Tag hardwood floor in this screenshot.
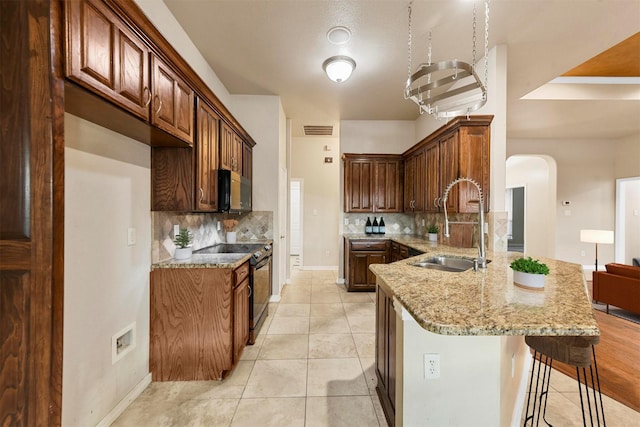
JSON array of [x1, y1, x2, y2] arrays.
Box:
[[550, 310, 640, 413]]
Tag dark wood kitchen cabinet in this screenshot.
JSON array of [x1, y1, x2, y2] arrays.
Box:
[[195, 99, 220, 211], [343, 154, 403, 213], [403, 148, 425, 212], [65, 0, 150, 121], [242, 142, 253, 179], [344, 239, 390, 291], [65, 0, 195, 147], [376, 283, 397, 427], [390, 242, 410, 262], [406, 115, 492, 214], [150, 261, 250, 381], [220, 122, 243, 173], [150, 55, 195, 145]]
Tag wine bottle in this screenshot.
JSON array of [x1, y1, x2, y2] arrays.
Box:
[[365, 217, 372, 234], [379, 217, 386, 234], [372, 217, 379, 234]]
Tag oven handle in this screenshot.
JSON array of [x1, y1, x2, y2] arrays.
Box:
[[254, 256, 272, 270]]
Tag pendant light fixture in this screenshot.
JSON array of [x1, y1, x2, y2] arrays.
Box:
[[323, 55, 356, 83], [404, 1, 490, 119]]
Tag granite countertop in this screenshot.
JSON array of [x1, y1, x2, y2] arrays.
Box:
[[152, 252, 252, 269], [356, 235, 599, 337]]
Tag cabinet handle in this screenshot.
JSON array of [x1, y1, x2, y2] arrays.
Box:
[[154, 95, 162, 114], [248, 285, 252, 298], [199, 187, 204, 202], [143, 87, 151, 107], [434, 197, 439, 208]]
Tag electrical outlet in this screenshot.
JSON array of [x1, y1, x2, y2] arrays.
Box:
[[344, 218, 349, 225], [127, 227, 136, 246], [424, 353, 440, 379], [581, 250, 586, 257], [355, 219, 360, 226], [511, 353, 516, 378], [422, 219, 425, 226]]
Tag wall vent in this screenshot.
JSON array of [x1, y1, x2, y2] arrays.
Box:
[[304, 125, 333, 136]]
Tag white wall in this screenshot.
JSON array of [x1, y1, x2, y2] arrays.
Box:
[[291, 136, 340, 268], [231, 95, 287, 294], [508, 139, 617, 266], [340, 120, 416, 154], [614, 133, 640, 178], [506, 155, 557, 258], [63, 114, 151, 426], [622, 179, 640, 264]]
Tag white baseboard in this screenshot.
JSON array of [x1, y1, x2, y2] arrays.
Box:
[[269, 294, 282, 302], [336, 278, 345, 285], [510, 350, 533, 427], [300, 265, 338, 271], [96, 373, 152, 427]]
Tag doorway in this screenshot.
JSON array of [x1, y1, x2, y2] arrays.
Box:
[[615, 176, 640, 265], [506, 186, 525, 252], [290, 179, 303, 269]]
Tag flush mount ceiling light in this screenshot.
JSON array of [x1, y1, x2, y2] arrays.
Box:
[[326, 26, 351, 45], [323, 55, 356, 83], [404, 1, 491, 120]]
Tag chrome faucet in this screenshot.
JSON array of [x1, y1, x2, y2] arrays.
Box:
[[441, 177, 487, 269]]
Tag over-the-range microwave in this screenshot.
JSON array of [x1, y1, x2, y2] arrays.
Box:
[[217, 169, 251, 212]]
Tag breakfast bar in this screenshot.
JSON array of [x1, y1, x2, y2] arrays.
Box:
[[366, 238, 599, 426]]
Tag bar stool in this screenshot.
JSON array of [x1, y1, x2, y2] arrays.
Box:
[[523, 335, 605, 427]]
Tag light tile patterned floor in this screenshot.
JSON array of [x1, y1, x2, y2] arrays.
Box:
[[113, 268, 640, 426]]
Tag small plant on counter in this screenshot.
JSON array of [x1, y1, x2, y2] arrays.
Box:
[[174, 228, 193, 249], [510, 257, 549, 275], [427, 223, 439, 234]]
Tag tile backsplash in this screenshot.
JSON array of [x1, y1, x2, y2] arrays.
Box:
[[343, 213, 415, 235], [152, 210, 273, 263]]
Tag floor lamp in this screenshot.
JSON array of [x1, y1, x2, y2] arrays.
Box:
[[580, 229, 614, 273]]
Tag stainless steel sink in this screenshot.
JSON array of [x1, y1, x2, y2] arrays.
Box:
[[410, 255, 490, 272]]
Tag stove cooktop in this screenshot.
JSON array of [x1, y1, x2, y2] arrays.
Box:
[[194, 243, 272, 265]]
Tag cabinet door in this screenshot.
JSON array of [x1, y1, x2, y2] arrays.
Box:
[[195, 99, 219, 211], [220, 122, 234, 170], [403, 155, 415, 211], [350, 252, 372, 290], [151, 147, 193, 211], [425, 141, 440, 212], [367, 252, 387, 285], [151, 55, 194, 145], [374, 159, 403, 213], [242, 142, 253, 179], [233, 278, 250, 363], [66, 0, 150, 120], [344, 159, 374, 212], [376, 284, 396, 426], [439, 131, 459, 212], [412, 149, 426, 212], [458, 125, 490, 213], [233, 133, 244, 172]]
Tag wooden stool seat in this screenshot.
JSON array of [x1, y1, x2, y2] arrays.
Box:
[[523, 335, 605, 427]]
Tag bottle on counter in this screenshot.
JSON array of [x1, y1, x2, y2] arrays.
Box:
[[379, 217, 386, 234], [372, 217, 379, 234], [365, 217, 372, 234]]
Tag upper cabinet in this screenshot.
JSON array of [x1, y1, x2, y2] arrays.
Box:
[[406, 115, 492, 214], [220, 122, 243, 173], [403, 148, 425, 212], [343, 154, 403, 213], [66, 0, 151, 121], [65, 0, 194, 147], [195, 99, 220, 211], [151, 55, 195, 145]]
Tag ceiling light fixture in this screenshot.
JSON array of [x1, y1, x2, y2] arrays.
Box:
[[404, 1, 491, 120], [323, 56, 356, 83]]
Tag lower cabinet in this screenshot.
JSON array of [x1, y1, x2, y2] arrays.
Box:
[[344, 239, 390, 291], [390, 242, 410, 262], [150, 261, 250, 381], [376, 283, 397, 427]]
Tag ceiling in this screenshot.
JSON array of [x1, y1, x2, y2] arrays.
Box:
[[163, 0, 640, 140]]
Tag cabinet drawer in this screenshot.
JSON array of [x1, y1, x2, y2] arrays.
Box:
[[234, 262, 250, 284], [350, 240, 388, 251]]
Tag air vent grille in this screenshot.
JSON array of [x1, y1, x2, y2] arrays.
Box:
[[304, 125, 333, 136]]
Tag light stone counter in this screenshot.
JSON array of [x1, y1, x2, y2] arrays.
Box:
[[151, 253, 251, 269], [345, 235, 599, 337]]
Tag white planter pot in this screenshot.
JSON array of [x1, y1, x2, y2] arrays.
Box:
[[226, 231, 237, 243], [513, 270, 545, 290], [174, 247, 193, 260], [428, 233, 438, 242]]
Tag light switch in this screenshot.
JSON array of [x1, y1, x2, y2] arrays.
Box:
[[127, 228, 136, 246], [173, 224, 180, 238]]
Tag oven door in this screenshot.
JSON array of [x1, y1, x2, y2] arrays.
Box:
[[249, 256, 271, 343]]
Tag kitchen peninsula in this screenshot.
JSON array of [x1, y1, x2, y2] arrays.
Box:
[[364, 237, 599, 426]]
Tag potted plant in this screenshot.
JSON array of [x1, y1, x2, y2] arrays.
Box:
[[174, 228, 193, 260], [427, 223, 439, 242], [223, 219, 239, 243], [510, 256, 550, 290]]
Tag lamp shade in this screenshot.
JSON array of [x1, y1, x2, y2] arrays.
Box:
[[322, 56, 355, 83], [580, 229, 614, 244]]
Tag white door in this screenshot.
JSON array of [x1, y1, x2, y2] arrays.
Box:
[[279, 167, 289, 293]]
